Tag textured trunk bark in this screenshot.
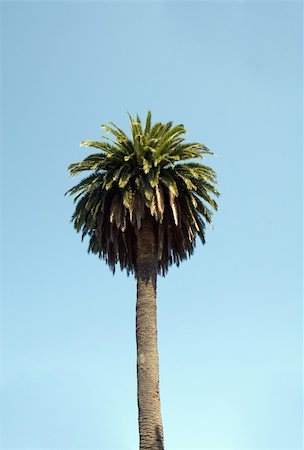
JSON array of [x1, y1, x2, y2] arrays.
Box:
[[136, 217, 164, 450]]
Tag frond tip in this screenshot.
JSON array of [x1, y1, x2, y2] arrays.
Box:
[[66, 111, 219, 276]]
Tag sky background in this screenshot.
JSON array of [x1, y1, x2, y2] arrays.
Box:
[[1, 1, 302, 449]]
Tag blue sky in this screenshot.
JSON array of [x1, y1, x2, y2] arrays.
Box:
[[1, 1, 302, 449]]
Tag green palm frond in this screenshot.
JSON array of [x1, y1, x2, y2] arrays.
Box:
[[66, 111, 219, 275]]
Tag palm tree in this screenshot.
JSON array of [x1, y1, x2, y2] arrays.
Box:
[[66, 112, 219, 450]]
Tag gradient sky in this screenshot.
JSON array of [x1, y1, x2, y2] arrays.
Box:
[[1, 1, 302, 449]]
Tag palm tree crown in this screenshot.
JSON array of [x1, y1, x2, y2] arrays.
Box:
[[66, 112, 219, 276]]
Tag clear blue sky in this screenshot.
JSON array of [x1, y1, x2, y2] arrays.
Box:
[[1, 1, 302, 449]]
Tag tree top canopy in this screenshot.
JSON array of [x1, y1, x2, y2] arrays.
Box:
[[66, 112, 219, 276]]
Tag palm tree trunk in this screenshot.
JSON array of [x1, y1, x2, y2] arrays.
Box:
[[136, 217, 164, 450]]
